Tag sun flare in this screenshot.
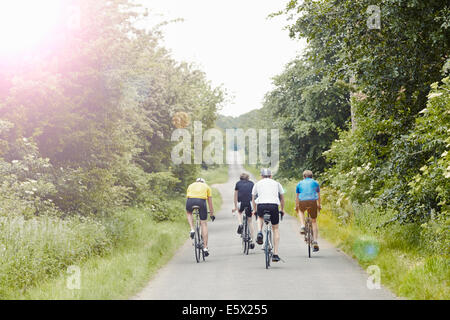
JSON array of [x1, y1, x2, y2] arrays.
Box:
[[0, 0, 63, 54]]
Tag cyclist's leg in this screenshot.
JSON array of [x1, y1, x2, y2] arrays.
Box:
[[270, 206, 280, 255], [186, 212, 194, 230], [247, 209, 255, 241], [197, 200, 209, 247], [312, 219, 319, 241], [201, 220, 208, 247], [256, 205, 264, 233], [255, 204, 265, 244], [297, 201, 306, 227], [308, 201, 319, 244], [237, 201, 243, 225], [272, 224, 280, 255], [185, 199, 195, 231], [237, 202, 247, 234]]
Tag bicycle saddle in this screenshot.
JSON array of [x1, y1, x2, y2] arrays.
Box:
[[192, 205, 200, 210]]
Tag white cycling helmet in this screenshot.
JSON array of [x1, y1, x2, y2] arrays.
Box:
[[260, 168, 272, 177], [196, 178, 206, 183]]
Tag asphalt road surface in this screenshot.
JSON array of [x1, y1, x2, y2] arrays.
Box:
[[134, 153, 396, 300]]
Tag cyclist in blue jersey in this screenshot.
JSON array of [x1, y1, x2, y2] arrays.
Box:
[[295, 170, 321, 252]]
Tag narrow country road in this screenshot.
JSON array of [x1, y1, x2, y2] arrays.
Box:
[[133, 152, 396, 300]]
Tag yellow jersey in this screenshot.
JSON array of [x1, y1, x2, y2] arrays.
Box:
[[186, 182, 212, 200]]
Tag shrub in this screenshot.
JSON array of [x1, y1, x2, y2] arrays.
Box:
[[0, 215, 112, 298]]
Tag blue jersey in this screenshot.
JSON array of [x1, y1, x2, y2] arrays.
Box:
[[296, 178, 320, 201]]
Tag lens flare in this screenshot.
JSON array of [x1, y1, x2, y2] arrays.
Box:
[[0, 0, 62, 54]]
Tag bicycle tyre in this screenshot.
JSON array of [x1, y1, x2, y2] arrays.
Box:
[[194, 226, 200, 263], [243, 220, 249, 255], [307, 220, 312, 258], [265, 229, 271, 269], [201, 235, 205, 261]]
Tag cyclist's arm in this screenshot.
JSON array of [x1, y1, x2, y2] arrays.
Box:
[[279, 193, 285, 212], [251, 194, 256, 214], [317, 192, 321, 210], [233, 190, 238, 212], [207, 196, 214, 215], [296, 193, 300, 212]]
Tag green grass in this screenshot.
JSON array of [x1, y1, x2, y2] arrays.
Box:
[[211, 187, 223, 214], [281, 179, 449, 300], [200, 165, 229, 185], [199, 165, 225, 213], [11, 208, 189, 300], [7, 186, 225, 300], [243, 164, 261, 180]]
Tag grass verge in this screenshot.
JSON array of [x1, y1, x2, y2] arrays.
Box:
[[243, 164, 260, 180], [281, 179, 449, 300], [11, 184, 225, 300], [11, 207, 188, 299], [201, 165, 229, 185]]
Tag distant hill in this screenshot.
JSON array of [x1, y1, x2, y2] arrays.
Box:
[[216, 105, 275, 131]]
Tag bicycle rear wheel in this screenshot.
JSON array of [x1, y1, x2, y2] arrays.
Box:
[[194, 227, 200, 263], [243, 220, 249, 255], [265, 229, 271, 269], [307, 220, 312, 258]]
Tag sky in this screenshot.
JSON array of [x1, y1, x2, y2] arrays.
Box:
[[140, 0, 306, 117]]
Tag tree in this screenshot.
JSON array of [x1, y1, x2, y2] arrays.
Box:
[[264, 58, 350, 178]]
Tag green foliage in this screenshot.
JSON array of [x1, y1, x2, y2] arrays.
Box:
[[265, 58, 351, 178], [284, 0, 449, 121], [11, 209, 189, 300], [147, 198, 185, 223], [216, 106, 275, 131], [0, 215, 112, 298], [200, 165, 229, 185], [0, 0, 222, 297], [325, 78, 449, 235], [274, 0, 449, 260]]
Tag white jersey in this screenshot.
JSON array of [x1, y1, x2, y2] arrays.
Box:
[[252, 178, 285, 205]]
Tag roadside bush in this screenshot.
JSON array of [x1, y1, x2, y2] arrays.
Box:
[[52, 167, 130, 216], [0, 140, 57, 218], [0, 215, 112, 298], [325, 78, 450, 255], [148, 198, 185, 222]]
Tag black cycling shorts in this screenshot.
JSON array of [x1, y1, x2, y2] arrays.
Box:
[[256, 203, 280, 225], [239, 202, 252, 218], [186, 198, 208, 221]]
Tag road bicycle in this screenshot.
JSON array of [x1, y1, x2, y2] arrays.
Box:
[[263, 211, 273, 269], [304, 210, 314, 258], [241, 206, 251, 255], [192, 206, 205, 263], [263, 211, 283, 269]]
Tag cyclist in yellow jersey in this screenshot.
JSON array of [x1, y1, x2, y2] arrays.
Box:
[[186, 178, 215, 256]]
